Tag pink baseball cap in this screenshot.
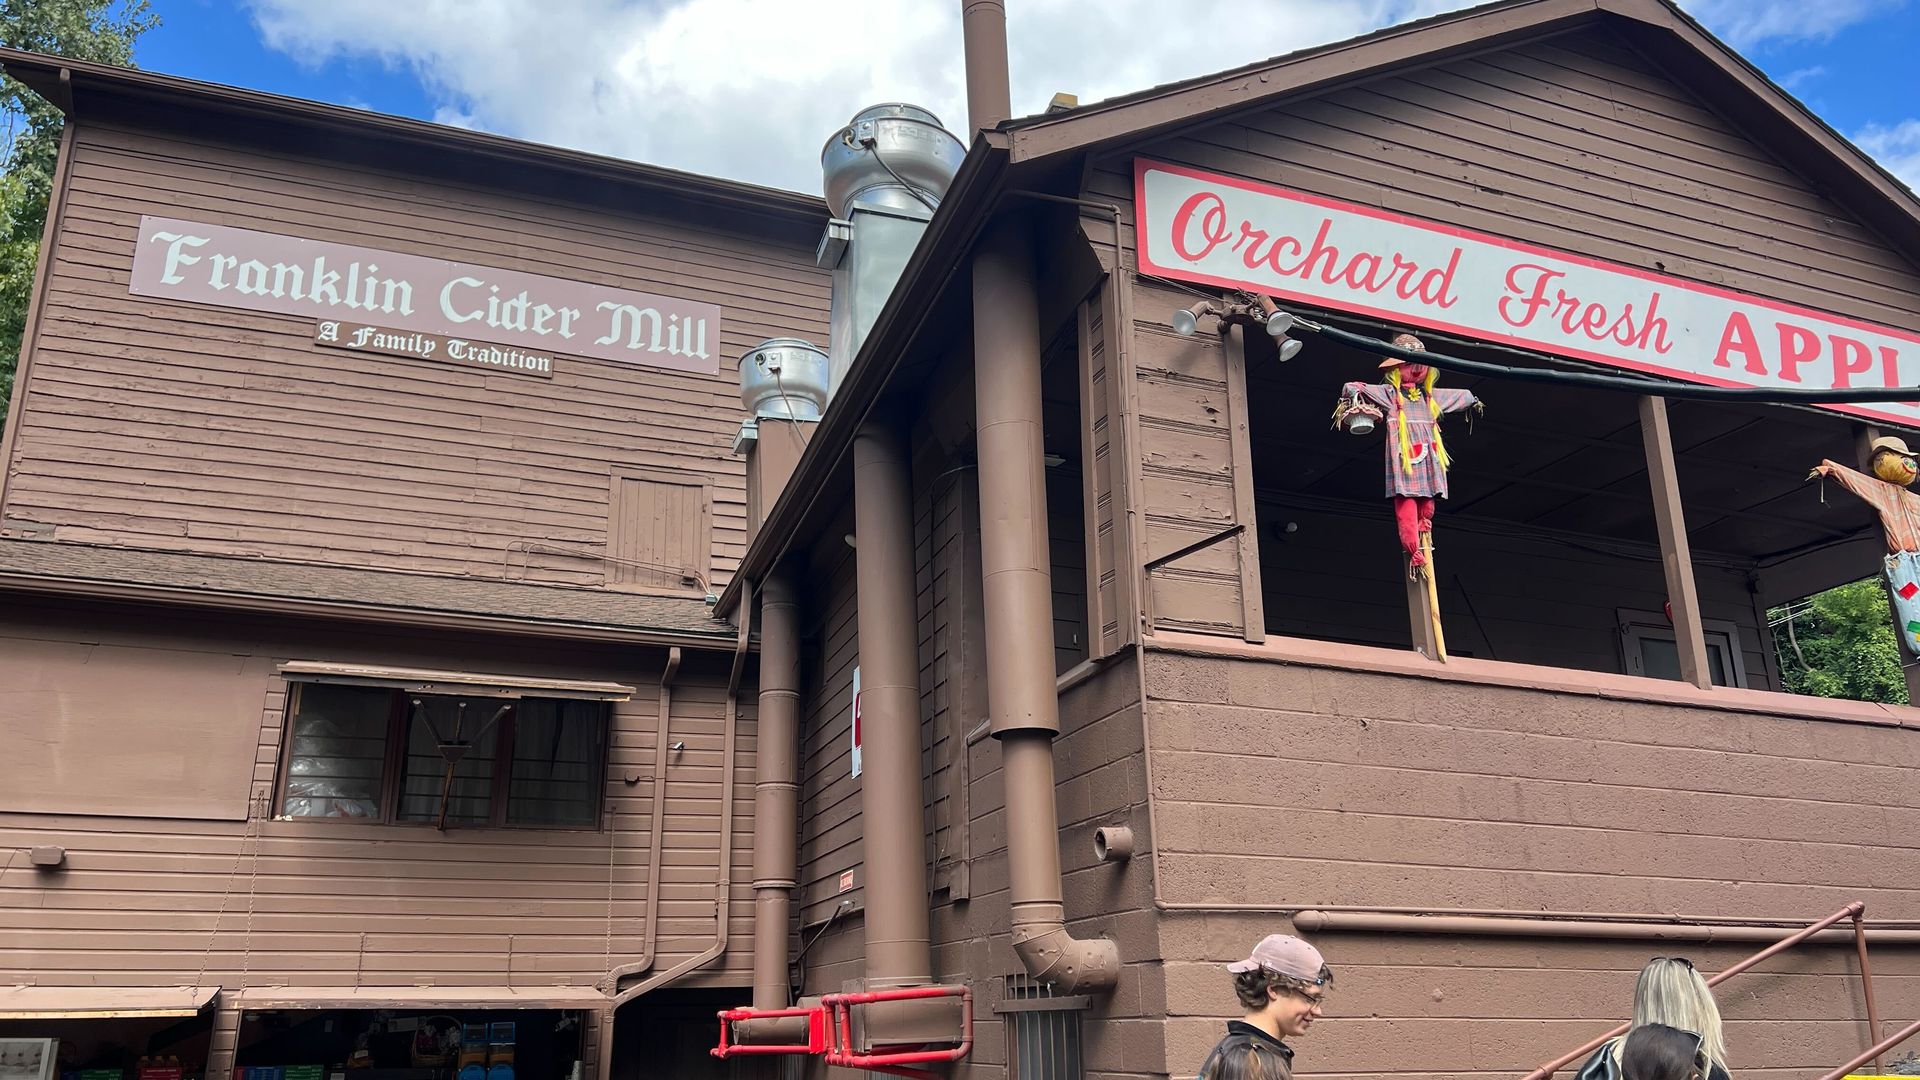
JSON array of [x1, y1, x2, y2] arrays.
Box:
[[1226, 934, 1326, 981]]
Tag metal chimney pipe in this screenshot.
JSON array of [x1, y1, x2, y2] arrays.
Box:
[[749, 570, 803, 1010], [851, 417, 935, 989], [971, 215, 1120, 992], [960, 0, 1011, 132]]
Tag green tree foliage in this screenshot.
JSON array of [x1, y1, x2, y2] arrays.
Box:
[[1769, 577, 1910, 705], [0, 0, 158, 428]]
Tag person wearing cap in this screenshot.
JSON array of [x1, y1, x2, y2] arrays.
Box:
[[1335, 333, 1483, 568], [1811, 437, 1920, 656], [1196, 934, 1334, 1080]]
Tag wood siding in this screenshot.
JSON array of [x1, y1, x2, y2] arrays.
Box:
[[1, 121, 828, 591], [1077, 278, 1142, 660], [1149, 647, 1920, 1078], [0, 598, 758, 1064]]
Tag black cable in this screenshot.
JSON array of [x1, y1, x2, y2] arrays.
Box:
[[862, 138, 940, 213], [1287, 312, 1920, 405]]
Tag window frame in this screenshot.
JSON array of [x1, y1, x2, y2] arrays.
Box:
[[1617, 608, 1749, 689], [275, 680, 611, 831]]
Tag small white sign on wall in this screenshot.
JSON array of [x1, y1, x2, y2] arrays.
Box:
[[850, 665, 863, 779]]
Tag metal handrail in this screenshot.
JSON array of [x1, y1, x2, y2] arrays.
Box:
[[1521, 902, 1883, 1080], [1818, 1016, 1920, 1080]]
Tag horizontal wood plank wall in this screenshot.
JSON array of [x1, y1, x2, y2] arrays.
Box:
[[0, 599, 758, 995], [1087, 27, 1920, 326], [1148, 650, 1920, 1078], [1130, 281, 1252, 638], [2, 121, 829, 590]]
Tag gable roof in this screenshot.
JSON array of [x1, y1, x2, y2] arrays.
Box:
[[0, 47, 828, 228], [717, 0, 1920, 614]]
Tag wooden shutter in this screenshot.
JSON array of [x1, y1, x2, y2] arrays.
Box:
[[608, 472, 711, 592]]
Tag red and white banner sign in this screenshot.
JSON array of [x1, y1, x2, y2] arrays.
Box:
[[1135, 160, 1920, 427]]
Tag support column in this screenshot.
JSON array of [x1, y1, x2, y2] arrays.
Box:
[[1640, 395, 1711, 688], [750, 569, 803, 1009], [851, 419, 933, 988]]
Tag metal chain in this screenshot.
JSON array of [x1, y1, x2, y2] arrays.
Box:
[[195, 785, 263, 988]]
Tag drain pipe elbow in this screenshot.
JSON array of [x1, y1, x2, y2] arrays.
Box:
[[1011, 913, 1120, 994]]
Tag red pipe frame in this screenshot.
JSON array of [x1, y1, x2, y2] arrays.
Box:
[[710, 983, 973, 1080]]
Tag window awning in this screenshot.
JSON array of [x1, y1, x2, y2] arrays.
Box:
[[0, 985, 219, 1020], [276, 662, 634, 701], [235, 986, 610, 1011]]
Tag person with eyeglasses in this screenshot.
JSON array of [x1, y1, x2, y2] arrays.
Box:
[[1576, 957, 1732, 1080], [1196, 934, 1333, 1080]]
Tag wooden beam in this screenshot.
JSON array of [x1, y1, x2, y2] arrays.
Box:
[[1224, 325, 1266, 643], [1640, 396, 1711, 689]]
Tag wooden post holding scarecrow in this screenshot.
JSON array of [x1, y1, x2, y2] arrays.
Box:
[[1810, 435, 1920, 655], [1333, 333, 1484, 570]]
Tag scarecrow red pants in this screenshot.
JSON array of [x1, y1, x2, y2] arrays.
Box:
[[1394, 495, 1435, 566]]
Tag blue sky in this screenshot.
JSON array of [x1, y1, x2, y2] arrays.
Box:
[[131, 0, 1920, 194]]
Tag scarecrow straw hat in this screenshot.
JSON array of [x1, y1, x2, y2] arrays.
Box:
[[1377, 332, 1427, 369], [1871, 436, 1913, 457]]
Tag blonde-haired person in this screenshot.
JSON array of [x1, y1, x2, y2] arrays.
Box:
[[1576, 958, 1732, 1080]]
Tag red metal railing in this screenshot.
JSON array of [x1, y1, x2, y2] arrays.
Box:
[[710, 983, 973, 1080], [822, 984, 974, 1080], [710, 1003, 828, 1058], [1818, 1016, 1920, 1080], [1522, 902, 1885, 1080]]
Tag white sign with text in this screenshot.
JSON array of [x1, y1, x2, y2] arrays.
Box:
[[1135, 159, 1920, 427]]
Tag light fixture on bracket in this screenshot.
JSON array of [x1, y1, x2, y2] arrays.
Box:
[[1171, 300, 1222, 337], [1252, 294, 1304, 360], [1170, 293, 1306, 360]]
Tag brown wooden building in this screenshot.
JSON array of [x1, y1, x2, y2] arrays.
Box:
[[0, 46, 828, 1080], [9, 1, 1920, 1079]]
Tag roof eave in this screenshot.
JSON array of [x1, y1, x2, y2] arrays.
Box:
[[715, 132, 1013, 615], [0, 48, 829, 226]]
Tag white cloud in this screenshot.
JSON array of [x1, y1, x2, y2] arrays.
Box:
[[1780, 65, 1827, 91], [1679, 0, 1905, 49], [1855, 119, 1920, 191], [242, 0, 1907, 193], [241, 0, 1477, 192]]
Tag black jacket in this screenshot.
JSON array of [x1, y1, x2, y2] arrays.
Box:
[[1197, 1020, 1295, 1080]]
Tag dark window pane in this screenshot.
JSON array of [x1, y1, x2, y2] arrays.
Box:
[[509, 699, 604, 827], [283, 684, 392, 819], [1639, 635, 1732, 687], [397, 696, 503, 825]]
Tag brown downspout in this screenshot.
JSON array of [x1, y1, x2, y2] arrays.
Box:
[[750, 569, 803, 1009], [851, 420, 934, 989], [963, 0, 1119, 996], [972, 217, 1121, 993], [598, 646, 680, 994], [610, 581, 751, 1009]]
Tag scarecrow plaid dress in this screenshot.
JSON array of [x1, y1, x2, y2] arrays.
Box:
[[1341, 381, 1480, 499]]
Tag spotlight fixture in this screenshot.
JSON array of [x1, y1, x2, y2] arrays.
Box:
[[1171, 300, 1221, 337], [1251, 294, 1295, 337], [1278, 337, 1305, 361]]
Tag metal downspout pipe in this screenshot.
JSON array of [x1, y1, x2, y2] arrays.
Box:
[[851, 419, 936, 990], [971, 217, 1122, 992], [751, 571, 803, 1009]]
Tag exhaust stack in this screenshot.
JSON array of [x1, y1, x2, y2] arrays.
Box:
[[818, 104, 963, 401]]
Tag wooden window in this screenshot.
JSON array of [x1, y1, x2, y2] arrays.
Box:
[[608, 471, 712, 593], [279, 683, 607, 828]]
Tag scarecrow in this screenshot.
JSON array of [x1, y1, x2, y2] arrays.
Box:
[[1332, 333, 1484, 569], [1810, 435, 1920, 655]]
